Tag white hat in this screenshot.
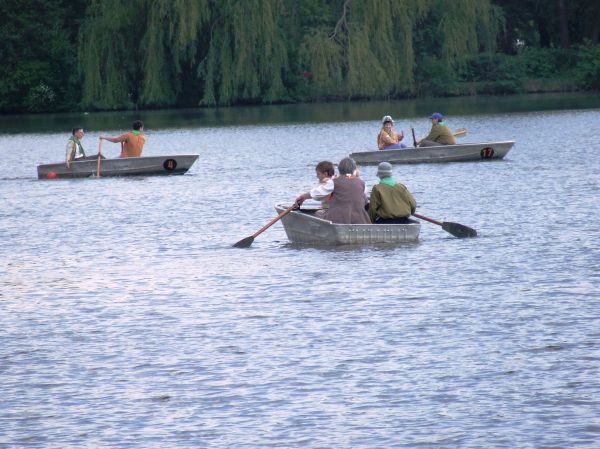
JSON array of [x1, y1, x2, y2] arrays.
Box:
[[382, 115, 394, 124]]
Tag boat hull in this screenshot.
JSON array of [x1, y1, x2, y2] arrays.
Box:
[[276, 205, 420, 245], [349, 141, 515, 164], [37, 154, 199, 179]]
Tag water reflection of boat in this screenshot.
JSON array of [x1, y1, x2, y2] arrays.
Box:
[[275, 204, 420, 245], [349, 141, 515, 165], [37, 154, 199, 179]]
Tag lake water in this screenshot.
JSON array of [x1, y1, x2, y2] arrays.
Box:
[[1, 93, 599, 448]]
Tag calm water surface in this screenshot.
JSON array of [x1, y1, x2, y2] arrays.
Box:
[[1, 95, 599, 448]]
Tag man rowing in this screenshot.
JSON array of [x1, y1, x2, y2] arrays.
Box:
[[99, 120, 146, 158], [417, 112, 456, 147]]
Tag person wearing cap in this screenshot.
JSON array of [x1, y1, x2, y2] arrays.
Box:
[[368, 162, 417, 224], [417, 112, 456, 147], [321, 157, 371, 224], [294, 160, 335, 217], [377, 115, 407, 150]]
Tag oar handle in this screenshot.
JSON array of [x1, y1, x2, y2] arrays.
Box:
[[412, 212, 442, 226], [97, 138, 103, 177], [252, 204, 297, 238], [411, 127, 417, 147]]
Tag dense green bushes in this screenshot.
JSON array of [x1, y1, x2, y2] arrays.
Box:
[[407, 43, 599, 98], [0, 0, 87, 113], [455, 47, 590, 96], [574, 41, 600, 89]]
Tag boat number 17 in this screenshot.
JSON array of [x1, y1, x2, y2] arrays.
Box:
[[480, 147, 495, 159]]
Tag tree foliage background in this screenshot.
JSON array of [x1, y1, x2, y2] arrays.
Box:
[[1, 0, 599, 113]]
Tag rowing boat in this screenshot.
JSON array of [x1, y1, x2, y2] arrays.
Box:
[[275, 204, 420, 245], [349, 141, 515, 164], [37, 154, 199, 179]]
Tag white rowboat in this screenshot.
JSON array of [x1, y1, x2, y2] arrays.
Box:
[[349, 141, 515, 165], [37, 154, 199, 179], [275, 204, 420, 245]]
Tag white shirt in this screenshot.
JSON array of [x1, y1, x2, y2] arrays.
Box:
[[310, 176, 368, 205], [310, 178, 334, 201]]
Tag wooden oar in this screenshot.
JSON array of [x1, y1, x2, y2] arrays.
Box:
[[97, 139, 102, 177], [411, 128, 466, 148], [412, 212, 477, 238], [233, 204, 297, 248]]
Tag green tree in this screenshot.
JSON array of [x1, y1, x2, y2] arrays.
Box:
[[76, 0, 506, 108], [296, 0, 502, 99], [140, 0, 210, 106], [493, 0, 600, 52], [0, 0, 86, 112], [2, 0, 598, 113], [78, 0, 146, 109], [198, 0, 289, 106]]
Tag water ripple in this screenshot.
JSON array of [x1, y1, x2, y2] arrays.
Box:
[[1, 107, 600, 448]]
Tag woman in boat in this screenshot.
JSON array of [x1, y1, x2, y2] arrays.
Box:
[[294, 160, 335, 217], [377, 115, 407, 150], [368, 162, 416, 224], [322, 157, 371, 225], [417, 112, 456, 147]]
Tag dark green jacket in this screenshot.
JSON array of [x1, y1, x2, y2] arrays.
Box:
[[424, 123, 456, 145], [369, 180, 416, 222]]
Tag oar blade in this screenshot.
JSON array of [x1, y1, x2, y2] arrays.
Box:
[[233, 236, 255, 248], [442, 221, 477, 238]]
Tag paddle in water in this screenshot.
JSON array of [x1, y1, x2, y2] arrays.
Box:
[[412, 212, 477, 238], [233, 204, 297, 248]]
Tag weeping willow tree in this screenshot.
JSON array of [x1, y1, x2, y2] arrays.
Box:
[[345, 0, 429, 97], [198, 0, 289, 106], [298, 0, 427, 98], [410, 0, 504, 94], [298, 0, 503, 99], [298, 28, 345, 96], [435, 0, 504, 69], [78, 0, 505, 109], [140, 0, 211, 106], [79, 0, 210, 108], [78, 0, 146, 109]]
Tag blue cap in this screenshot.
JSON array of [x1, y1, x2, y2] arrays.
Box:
[[429, 112, 444, 120]]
